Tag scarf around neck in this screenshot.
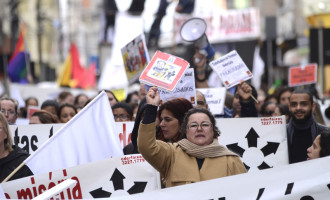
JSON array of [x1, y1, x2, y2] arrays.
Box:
[[287, 115, 317, 144], [177, 139, 238, 159]]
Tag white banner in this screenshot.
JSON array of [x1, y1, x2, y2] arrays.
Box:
[[174, 8, 260, 44], [11, 122, 135, 153], [23, 91, 123, 175], [217, 116, 289, 172], [111, 156, 330, 200], [2, 155, 161, 199], [158, 68, 197, 106], [197, 87, 226, 115]]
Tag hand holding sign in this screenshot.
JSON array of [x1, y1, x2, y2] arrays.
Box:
[[210, 50, 253, 89], [146, 87, 160, 106]]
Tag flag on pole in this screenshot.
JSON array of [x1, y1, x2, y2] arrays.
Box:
[[57, 43, 96, 89], [23, 91, 123, 175], [7, 27, 29, 83]]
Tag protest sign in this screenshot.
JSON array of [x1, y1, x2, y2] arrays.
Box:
[[110, 156, 330, 200], [2, 155, 161, 199], [217, 116, 288, 172], [209, 50, 253, 88], [19, 91, 123, 177], [27, 106, 39, 120], [158, 68, 196, 106], [197, 87, 226, 115], [139, 51, 189, 91], [121, 34, 150, 85], [10, 124, 64, 154], [288, 63, 317, 87], [11, 122, 135, 154]]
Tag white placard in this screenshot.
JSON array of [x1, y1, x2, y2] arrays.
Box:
[[197, 87, 226, 115], [210, 50, 253, 88], [217, 116, 288, 172], [158, 68, 197, 106]]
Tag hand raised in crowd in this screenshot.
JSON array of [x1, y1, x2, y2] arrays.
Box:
[[236, 81, 252, 101], [193, 48, 207, 71], [146, 87, 160, 106]]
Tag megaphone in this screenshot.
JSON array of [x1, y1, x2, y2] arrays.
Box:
[[180, 18, 215, 60]]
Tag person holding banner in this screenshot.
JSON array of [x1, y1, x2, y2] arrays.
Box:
[[0, 112, 33, 182], [138, 87, 246, 188], [307, 133, 330, 160]]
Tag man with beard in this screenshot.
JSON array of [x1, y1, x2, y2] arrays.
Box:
[[287, 89, 330, 163]]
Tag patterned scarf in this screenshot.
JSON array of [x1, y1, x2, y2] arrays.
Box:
[[177, 139, 238, 159]]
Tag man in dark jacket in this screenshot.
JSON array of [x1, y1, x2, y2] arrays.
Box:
[[287, 88, 330, 164]]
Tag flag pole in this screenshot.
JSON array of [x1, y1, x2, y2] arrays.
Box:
[[1, 162, 25, 183]]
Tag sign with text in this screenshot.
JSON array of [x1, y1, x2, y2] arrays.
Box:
[[158, 68, 196, 106], [210, 50, 253, 89], [217, 116, 288, 172], [111, 156, 330, 200], [197, 87, 226, 115], [139, 51, 189, 91], [288, 63, 317, 87], [2, 155, 161, 199], [121, 34, 150, 84], [11, 122, 135, 154]]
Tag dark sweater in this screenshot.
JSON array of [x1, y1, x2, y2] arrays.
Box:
[[0, 146, 33, 182]]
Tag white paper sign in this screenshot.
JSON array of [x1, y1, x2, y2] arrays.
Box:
[[217, 116, 288, 172], [2, 155, 161, 199], [197, 87, 226, 115], [10, 124, 64, 154], [210, 50, 253, 88], [158, 68, 197, 106]]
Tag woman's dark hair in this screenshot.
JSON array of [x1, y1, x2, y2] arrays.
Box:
[[125, 91, 139, 104], [180, 108, 220, 139], [158, 98, 193, 126], [31, 110, 59, 124], [25, 97, 39, 107], [102, 90, 119, 103], [260, 101, 276, 116], [112, 102, 134, 120], [320, 133, 330, 157], [74, 93, 89, 106], [158, 98, 193, 142], [277, 87, 293, 103], [41, 100, 59, 113], [57, 103, 77, 118]]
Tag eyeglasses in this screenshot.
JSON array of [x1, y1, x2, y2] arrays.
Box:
[[187, 122, 212, 131], [0, 109, 16, 116], [113, 114, 128, 120]]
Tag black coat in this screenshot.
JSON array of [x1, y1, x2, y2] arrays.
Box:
[[0, 146, 33, 182]]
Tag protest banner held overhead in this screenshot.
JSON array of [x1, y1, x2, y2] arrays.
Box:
[[158, 68, 197, 106], [121, 34, 150, 85], [209, 50, 253, 89], [139, 51, 189, 91]]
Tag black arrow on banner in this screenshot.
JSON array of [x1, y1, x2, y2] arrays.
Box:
[[127, 182, 148, 194], [89, 187, 112, 198], [245, 128, 259, 148], [243, 163, 250, 171], [226, 143, 245, 157], [261, 142, 280, 157], [110, 168, 126, 190], [258, 161, 271, 170]]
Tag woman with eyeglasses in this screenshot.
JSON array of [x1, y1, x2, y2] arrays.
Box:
[[112, 103, 133, 122], [138, 87, 246, 188], [0, 112, 33, 182]]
